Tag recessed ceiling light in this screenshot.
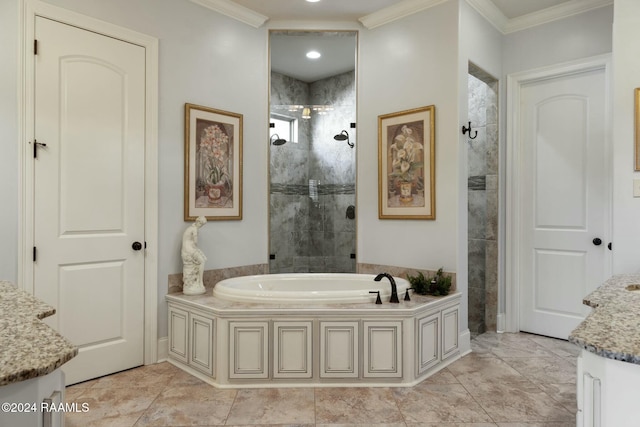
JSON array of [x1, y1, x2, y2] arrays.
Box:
[[306, 0, 321, 3], [306, 51, 321, 59]]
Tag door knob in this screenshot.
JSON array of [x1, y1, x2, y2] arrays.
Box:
[[132, 241, 143, 251], [592, 238, 602, 246]]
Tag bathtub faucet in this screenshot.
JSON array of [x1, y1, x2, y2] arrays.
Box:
[[374, 273, 400, 303]]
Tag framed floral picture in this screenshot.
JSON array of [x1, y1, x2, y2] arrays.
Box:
[[378, 105, 435, 219], [184, 103, 243, 220]]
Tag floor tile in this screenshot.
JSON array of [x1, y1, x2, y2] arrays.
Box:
[[394, 383, 493, 424], [134, 383, 236, 426], [65, 386, 160, 427], [446, 354, 529, 387], [527, 335, 582, 358], [406, 424, 498, 427], [62, 332, 579, 426], [472, 333, 559, 358], [226, 388, 315, 425], [421, 367, 460, 384], [315, 387, 404, 424], [464, 381, 574, 423], [534, 382, 577, 413], [88, 362, 180, 389], [316, 424, 406, 427], [496, 423, 575, 427], [500, 357, 576, 385]]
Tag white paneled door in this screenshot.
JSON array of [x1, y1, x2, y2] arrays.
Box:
[[33, 16, 146, 384], [517, 62, 609, 339]]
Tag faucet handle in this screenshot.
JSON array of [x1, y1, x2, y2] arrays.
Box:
[[369, 291, 382, 304], [404, 288, 413, 301]]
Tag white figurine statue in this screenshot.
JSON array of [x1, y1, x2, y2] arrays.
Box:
[[181, 216, 207, 295]]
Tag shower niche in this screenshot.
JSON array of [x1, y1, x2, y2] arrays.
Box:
[[269, 31, 357, 273]]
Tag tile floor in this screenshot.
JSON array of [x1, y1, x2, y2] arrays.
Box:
[[65, 332, 580, 426]]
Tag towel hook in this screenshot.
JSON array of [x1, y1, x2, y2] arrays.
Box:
[[462, 121, 478, 140]]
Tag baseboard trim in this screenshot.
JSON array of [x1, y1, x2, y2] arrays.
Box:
[[156, 337, 168, 362], [458, 328, 471, 356], [497, 313, 505, 333]]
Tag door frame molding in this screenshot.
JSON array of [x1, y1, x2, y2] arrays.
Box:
[[504, 54, 612, 333], [18, 0, 159, 365]]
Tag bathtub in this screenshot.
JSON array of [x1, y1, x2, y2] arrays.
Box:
[[211, 273, 410, 304]]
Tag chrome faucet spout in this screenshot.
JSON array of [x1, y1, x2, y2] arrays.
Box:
[[374, 272, 399, 303]]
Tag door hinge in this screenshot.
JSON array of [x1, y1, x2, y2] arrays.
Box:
[[33, 246, 37, 262], [34, 39, 38, 55]]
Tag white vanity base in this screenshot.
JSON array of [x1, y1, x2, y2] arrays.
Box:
[[167, 291, 463, 388], [0, 369, 66, 427], [577, 349, 640, 427]]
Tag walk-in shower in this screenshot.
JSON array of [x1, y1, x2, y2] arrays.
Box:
[[269, 31, 357, 273], [467, 62, 499, 336]]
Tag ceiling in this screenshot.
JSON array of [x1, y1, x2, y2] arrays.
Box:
[[233, 0, 573, 22], [233, 0, 402, 22], [197, 0, 611, 82]]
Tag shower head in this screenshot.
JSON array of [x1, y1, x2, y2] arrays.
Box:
[[270, 134, 287, 146], [334, 130, 349, 141], [333, 130, 354, 148]]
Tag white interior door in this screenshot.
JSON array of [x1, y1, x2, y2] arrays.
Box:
[[518, 64, 609, 339], [33, 16, 146, 384]]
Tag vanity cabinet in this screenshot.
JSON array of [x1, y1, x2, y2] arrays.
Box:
[[577, 349, 640, 427], [168, 304, 215, 378], [0, 369, 65, 427]]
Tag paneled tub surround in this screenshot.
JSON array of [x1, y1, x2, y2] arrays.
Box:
[[166, 288, 461, 389], [569, 274, 640, 427], [0, 281, 77, 427]]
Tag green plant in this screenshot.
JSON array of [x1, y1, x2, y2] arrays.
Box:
[[406, 271, 429, 294], [429, 268, 452, 296], [407, 267, 452, 296]]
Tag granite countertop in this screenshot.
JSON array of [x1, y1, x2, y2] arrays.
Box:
[[569, 274, 640, 364], [0, 281, 78, 386]]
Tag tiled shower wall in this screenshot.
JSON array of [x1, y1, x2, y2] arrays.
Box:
[[467, 65, 498, 335], [269, 70, 356, 273]]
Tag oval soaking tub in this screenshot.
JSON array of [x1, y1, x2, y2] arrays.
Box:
[[211, 273, 410, 304]]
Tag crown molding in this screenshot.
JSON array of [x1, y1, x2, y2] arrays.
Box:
[[464, 0, 507, 33], [190, 0, 268, 28], [504, 0, 613, 34], [190, 0, 612, 32], [467, 0, 612, 34], [359, 0, 448, 30]]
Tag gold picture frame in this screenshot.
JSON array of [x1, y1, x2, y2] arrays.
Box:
[[378, 105, 435, 219], [636, 88, 640, 171], [184, 103, 243, 221]]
